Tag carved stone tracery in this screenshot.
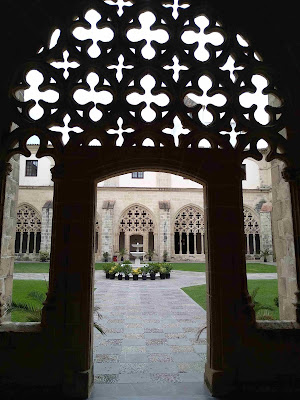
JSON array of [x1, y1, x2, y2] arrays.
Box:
[[7, 0, 285, 161], [243, 206, 260, 234], [119, 204, 155, 233], [174, 205, 204, 233], [16, 204, 41, 233]]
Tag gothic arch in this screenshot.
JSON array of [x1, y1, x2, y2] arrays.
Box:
[[15, 203, 42, 255], [118, 203, 156, 234], [173, 204, 205, 255], [243, 205, 261, 256], [118, 203, 156, 256]]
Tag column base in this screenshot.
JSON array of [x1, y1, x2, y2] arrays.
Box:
[[204, 364, 237, 397], [63, 365, 94, 399]]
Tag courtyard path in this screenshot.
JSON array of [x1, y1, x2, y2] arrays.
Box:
[[13, 270, 278, 398]]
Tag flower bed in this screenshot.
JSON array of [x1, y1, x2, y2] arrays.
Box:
[[102, 261, 173, 280]]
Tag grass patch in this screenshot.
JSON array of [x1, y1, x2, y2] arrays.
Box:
[[171, 263, 206, 272], [11, 280, 48, 322], [14, 262, 277, 274], [182, 279, 279, 319], [246, 263, 277, 273], [14, 263, 50, 273]]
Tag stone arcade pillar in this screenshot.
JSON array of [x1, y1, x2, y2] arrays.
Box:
[[159, 201, 171, 261], [259, 202, 273, 259], [281, 166, 300, 322], [42, 166, 96, 398], [204, 168, 255, 396], [40, 200, 53, 253], [101, 200, 115, 261], [0, 157, 19, 322], [271, 160, 297, 319]]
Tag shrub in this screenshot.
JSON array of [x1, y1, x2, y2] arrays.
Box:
[[39, 251, 49, 262], [122, 263, 132, 276], [161, 263, 172, 273], [103, 262, 115, 273], [149, 262, 161, 274], [132, 268, 141, 275]]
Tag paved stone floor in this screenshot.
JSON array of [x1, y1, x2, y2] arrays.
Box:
[[13, 270, 278, 399], [90, 270, 277, 399]]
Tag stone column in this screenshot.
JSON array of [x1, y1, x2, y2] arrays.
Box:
[[159, 201, 171, 261], [101, 200, 115, 261], [0, 157, 19, 322], [271, 161, 297, 319], [125, 232, 130, 257], [204, 171, 255, 396], [143, 232, 148, 255], [280, 166, 300, 321], [41, 166, 96, 398], [259, 203, 273, 258], [41, 200, 53, 253]]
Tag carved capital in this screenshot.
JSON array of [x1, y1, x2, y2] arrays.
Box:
[[50, 163, 64, 181], [159, 201, 170, 211], [0, 161, 12, 179], [282, 167, 300, 183]]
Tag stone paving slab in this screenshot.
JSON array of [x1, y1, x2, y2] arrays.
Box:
[[93, 271, 208, 398], [13, 269, 278, 399]]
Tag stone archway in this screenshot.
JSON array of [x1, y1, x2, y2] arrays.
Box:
[[118, 204, 156, 259], [1, 1, 300, 399], [15, 203, 42, 259], [173, 204, 205, 260]]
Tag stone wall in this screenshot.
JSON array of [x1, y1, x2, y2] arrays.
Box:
[[0, 156, 19, 322], [259, 203, 273, 261], [101, 200, 115, 260], [271, 159, 297, 320], [41, 201, 53, 253]]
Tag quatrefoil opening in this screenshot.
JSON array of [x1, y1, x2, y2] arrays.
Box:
[[72, 9, 114, 58], [239, 74, 282, 126], [73, 72, 113, 122], [126, 74, 170, 122], [184, 75, 227, 126], [181, 15, 224, 62], [14, 69, 59, 121], [126, 11, 169, 59]]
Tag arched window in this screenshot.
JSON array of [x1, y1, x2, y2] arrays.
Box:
[[243, 206, 260, 255], [174, 205, 204, 255], [119, 204, 155, 255], [15, 204, 41, 256]]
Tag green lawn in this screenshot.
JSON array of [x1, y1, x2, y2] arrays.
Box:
[[14, 262, 277, 273], [182, 279, 279, 319], [11, 279, 48, 322]]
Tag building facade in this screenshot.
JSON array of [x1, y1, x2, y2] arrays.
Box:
[[15, 145, 273, 262]]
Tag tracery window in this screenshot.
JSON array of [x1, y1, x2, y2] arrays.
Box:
[[8, 0, 285, 160], [119, 205, 155, 233], [243, 207, 260, 255], [174, 205, 204, 255], [15, 204, 41, 255]]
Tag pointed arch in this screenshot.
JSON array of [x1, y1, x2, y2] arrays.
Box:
[[118, 203, 156, 234], [243, 204, 261, 256], [173, 204, 204, 255], [15, 203, 42, 256]]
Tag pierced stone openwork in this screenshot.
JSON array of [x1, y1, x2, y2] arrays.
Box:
[[174, 205, 204, 255], [15, 204, 42, 255], [8, 0, 286, 162], [119, 204, 155, 233], [243, 206, 260, 256]]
